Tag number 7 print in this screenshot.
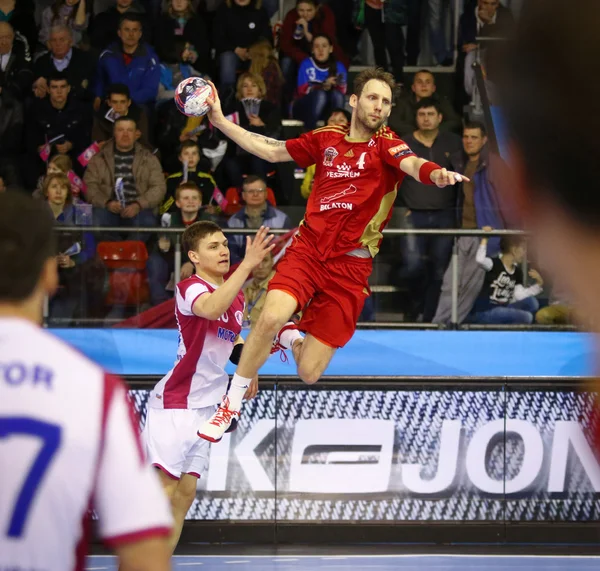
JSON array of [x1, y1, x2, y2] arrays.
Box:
[[0, 417, 61, 538]]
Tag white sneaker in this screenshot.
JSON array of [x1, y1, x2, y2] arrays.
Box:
[[197, 397, 240, 443]]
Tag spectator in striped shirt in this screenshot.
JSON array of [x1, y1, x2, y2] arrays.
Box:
[[84, 116, 166, 239]]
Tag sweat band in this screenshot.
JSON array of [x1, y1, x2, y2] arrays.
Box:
[[418, 161, 442, 184]]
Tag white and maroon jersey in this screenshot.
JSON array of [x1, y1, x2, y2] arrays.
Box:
[[149, 275, 245, 410], [0, 318, 172, 571]]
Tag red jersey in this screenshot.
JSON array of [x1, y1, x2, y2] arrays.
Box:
[[286, 124, 416, 260]]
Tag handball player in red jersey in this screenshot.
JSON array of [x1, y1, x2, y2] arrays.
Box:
[[197, 68, 468, 442]]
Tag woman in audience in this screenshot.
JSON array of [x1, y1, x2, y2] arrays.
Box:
[[293, 34, 347, 130], [248, 38, 284, 107], [33, 154, 73, 198], [212, 0, 271, 99], [219, 71, 281, 188], [153, 0, 212, 77], [280, 0, 347, 105], [43, 172, 99, 323], [39, 0, 89, 48]]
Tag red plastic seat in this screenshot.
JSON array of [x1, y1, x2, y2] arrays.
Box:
[[97, 241, 150, 306]]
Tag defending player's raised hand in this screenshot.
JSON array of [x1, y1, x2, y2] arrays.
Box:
[[431, 168, 470, 188], [242, 226, 276, 270], [204, 79, 225, 126]]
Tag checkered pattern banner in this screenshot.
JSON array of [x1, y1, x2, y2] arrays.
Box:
[[131, 388, 600, 522]]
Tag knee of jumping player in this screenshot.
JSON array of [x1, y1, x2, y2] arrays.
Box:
[[296, 362, 323, 385], [254, 307, 289, 337], [171, 477, 197, 513]]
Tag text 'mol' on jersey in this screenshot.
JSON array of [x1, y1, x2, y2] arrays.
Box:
[[148, 275, 245, 410], [0, 317, 172, 571], [286, 124, 416, 260]]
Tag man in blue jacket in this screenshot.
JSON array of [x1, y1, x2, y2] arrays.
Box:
[[94, 13, 160, 112], [227, 174, 291, 263]]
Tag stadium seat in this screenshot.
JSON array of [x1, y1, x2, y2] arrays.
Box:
[[97, 241, 150, 306]]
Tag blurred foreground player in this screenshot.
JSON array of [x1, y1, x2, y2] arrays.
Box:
[[0, 193, 173, 571], [143, 221, 274, 553], [495, 1, 600, 446], [198, 68, 468, 442]]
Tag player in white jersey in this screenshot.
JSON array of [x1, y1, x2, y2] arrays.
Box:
[[0, 193, 173, 571], [143, 220, 274, 554]]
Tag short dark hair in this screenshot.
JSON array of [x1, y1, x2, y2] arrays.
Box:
[[119, 13, 143, 28], [329, 107, 351, 123], [499, 0, 600, 228], [48, 71, 69, 85], [500, 235, 525, 255], [413, 69, 435, 82], [464, 120, 486, 137], [114, 115, 137, 129], [0, 193, 56, 302], [242, 174, 266, 190], [178, 139, 200, 156], [107, 83, 131, 99], [353, 67, 396, 98], [415, 97, 442, 114], [183, 220, 222, 254]]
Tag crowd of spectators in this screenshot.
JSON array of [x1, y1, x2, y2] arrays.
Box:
[[0, 0, 557, 327]]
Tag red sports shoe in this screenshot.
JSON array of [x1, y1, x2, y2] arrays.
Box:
[[270, 321, 300, 362]]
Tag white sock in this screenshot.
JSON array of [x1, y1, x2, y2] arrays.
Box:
[[280, 328, 303, 350], [227, 373, 252, 411]]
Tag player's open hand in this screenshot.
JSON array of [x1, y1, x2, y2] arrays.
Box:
[[242, 226, 275, 271], [204, 79, 225, 126], [431, 168, 470, 188], [244, 375, 259, 400]]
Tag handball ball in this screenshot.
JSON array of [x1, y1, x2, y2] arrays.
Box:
[[174, 77, 213, 117]]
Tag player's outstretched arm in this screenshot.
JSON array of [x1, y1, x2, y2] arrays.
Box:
[[193, 226, 275, 320], [116, 537, 172, 571], [204, 80, 293, 163], [400, 156, 470, 187]]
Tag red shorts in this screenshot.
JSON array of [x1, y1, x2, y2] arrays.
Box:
[[268, 237, 372, 348]]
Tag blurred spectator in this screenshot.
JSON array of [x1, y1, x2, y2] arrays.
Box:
[[458, 0, 514, 98], [280, 0, 347, 86], [242, 250, 275, 328], [0, 0, 37, 54], [212, 0, 271, 97], [84, 116, 165, 234], [292, 34, 347, 130], [44, 172, 101, 322], [392, 97, 462, 322], [39, 0, 89, 49], [301, 106, 349, 199], [220, 72, 281, 188], [248, 38, 283, 107], [227, 174, 291, 262], [223, 183, 277, 217], [388, 70, 461, 137], [26, 71, 91, 186], [153, 0, 211, 77], [147, 181, 213, 304], [357, 0, 407, 84], [0, 22, 33, 100], [0, 90, 24, 186], [162, 140, 216, 212], [33, 153, 73, 198], [89, 0, 148, 52], [156, 38, 202, 106], [0, 175, 5, 192], [92, 82, 150, 148], [33, 25, 95, 103], [433, 121, 507, 325], [468, 231, 542, 325], [94, 13, 160, 110]]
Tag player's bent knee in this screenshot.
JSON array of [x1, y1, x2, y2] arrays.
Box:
[[297, 364, 323, 385], [255, 309, 288, 336]]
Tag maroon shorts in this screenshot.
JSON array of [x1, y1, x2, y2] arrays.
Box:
[[267, 237, 372, 348]]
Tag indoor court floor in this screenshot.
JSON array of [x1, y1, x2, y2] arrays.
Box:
[[86, 553, 600, 570]]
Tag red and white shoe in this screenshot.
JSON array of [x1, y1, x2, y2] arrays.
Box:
[[270, 321, 300, 362], [197, 397, 240, 443]]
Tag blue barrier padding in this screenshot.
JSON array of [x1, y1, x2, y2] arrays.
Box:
[[49, 329, 595, 378]]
